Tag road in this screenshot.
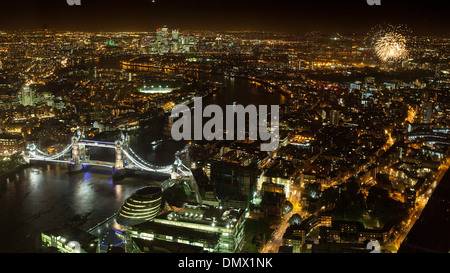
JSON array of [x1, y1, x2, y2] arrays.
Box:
[[391, 158, 449, 251], [259, 105, 419, 253], [260, 189, 307, 253], [260, 211, 295, 253]]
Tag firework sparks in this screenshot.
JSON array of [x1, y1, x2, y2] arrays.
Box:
[[369, 24, 412, 62]]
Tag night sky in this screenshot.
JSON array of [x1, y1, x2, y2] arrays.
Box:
[[0, 0, 449, 35]]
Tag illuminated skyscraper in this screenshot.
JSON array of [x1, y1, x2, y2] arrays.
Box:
[[156, 28, 162, 43], [172, 29, 179, 41], [21, 84, 34, 106], [156, 26, 171, 53], [331, 110, 340, 126], [157, 26, 168, 44]]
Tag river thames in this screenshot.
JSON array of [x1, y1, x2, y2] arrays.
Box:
[[0, 60, 286, 252]]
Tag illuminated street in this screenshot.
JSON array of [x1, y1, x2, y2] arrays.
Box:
[[0, 0, 449, 255]]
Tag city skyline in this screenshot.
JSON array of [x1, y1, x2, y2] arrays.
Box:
[[1, 0, 449, 257]]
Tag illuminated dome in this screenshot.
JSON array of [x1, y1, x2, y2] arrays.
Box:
[[116, 187, 162, 226]]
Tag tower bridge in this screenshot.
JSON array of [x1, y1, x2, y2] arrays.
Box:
[[25, 130, 202, 203]]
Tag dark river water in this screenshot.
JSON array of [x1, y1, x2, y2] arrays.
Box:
[[0, 57, 286, 252]]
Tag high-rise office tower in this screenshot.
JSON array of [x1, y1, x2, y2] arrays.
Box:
[[172, 29, 179, 41], [210, 160, 258, 209], [21, 84, 34, 106], [156, 26, 168, 43], [156, 28, 162, 43], [161, 26, 169, 44], [331, 110, 340, 126]]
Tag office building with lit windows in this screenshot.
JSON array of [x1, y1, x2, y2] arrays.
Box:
[[127, 203, 246, 253], [404, 187, 417, 208], [0, 134, 25, 156], [210, 159, 258, 209], [20, 84, 34, 106], [41, 228, 99, 253]]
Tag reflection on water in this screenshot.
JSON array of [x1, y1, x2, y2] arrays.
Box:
[[0, 61, 287, 253], [208, 75, 286, 108], [0, 165, 163, 252]]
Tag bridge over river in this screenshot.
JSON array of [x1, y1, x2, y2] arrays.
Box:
[[25, 130, 202, 204]]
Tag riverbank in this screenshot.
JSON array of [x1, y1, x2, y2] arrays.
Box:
[[122, 57, 289, 97], [0, 163, 30, 182], [0, 56, 287, 253]]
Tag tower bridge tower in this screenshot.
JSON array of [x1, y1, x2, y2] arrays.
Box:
[[113, 131, 129, 179], [115, 140, 124, 170], [69, 129, 85, 173]]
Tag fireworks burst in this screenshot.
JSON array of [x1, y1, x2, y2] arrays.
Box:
[[368, 24, 413, 62]]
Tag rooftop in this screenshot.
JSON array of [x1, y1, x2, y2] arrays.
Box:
[[161, 203, 245, 229]]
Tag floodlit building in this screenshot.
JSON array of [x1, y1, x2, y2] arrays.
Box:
[[41, 228, 99, 253], [116, 187, 163, 226], [128, 203, 246, 253], [20, 84, 34, 106], [0, 134, 25, 156]]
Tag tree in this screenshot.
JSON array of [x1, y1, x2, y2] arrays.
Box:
[[366, 186, 408, 227], [303, 182, 321, 199], [322, 186, 340, 205], [283, 201, 293, 214], [345, 179, 360, 197], [289, 213, 302, 225], [244, 218, 272, 246]]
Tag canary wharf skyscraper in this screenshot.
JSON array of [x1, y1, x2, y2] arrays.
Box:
[[21, 84, 34, 106]]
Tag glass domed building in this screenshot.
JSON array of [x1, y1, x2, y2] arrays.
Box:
[[116, 187, 163, 226]]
